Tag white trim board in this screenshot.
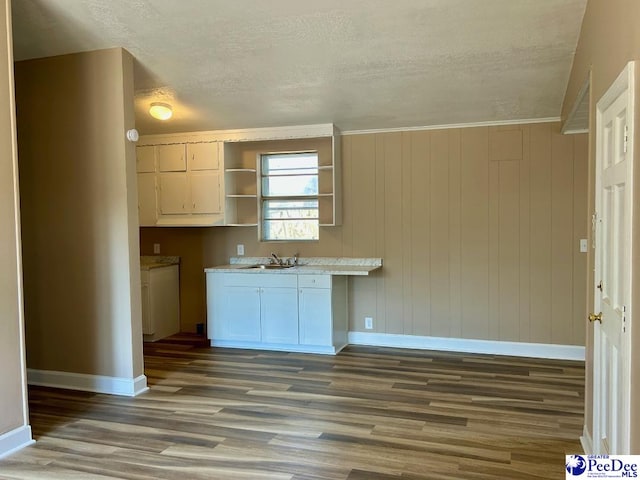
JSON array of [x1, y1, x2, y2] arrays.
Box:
[[348, 332, 585, 361], [0, 426, 34, 460], [581, 425, 594, 454], [27, 370, 149, 397], [341, 117, 561, 136]]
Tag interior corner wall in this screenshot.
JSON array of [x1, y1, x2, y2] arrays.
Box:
[[15, 47, 143, 382], [561, 0, 640, 452], [0, 0, 31, 451]]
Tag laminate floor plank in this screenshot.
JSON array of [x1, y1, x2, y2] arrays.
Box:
[[2, 345, 584, 479]]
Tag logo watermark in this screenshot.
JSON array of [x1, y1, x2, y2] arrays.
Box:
[[566, 455, 640, 478]]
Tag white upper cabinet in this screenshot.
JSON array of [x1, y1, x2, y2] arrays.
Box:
[[136, 145, 156, 173], [190, 172, 222, 214], [158, 173, 189, 215], [188, 142, 219, 171], [157, 144, 187, 172], [137, 141, 224, 226], [137, 173, 157, 226]]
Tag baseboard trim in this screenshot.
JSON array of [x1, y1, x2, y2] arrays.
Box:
[[0, 425, 34, 459], [211, 339, 341, 355], [580, 425, 594, 454], [27, 369, 149, 397], [347, 332, 585, 361]]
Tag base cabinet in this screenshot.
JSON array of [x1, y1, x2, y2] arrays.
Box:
[[141, 265, 180, 342], [206, 272, 347, 354]]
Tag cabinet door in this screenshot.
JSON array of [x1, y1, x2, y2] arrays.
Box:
[[137, 173, 157, 226], [159, 173, 188, 214], [141, 282, 152, 334], [299, 287, 332, 346], [260, 287, 299, 344], [157, 144, 186, 172], [188, 142, 219, 171], [222, 286, 261, 341], [136, 146, 155, 173], [190, 172, 221, 214]]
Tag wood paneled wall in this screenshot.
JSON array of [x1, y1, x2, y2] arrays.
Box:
[[141, 122, 588, 346], [344, 123, 587, 345]]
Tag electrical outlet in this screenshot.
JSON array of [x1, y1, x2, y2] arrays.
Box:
[[237, 244, 245, 256], [365, 317, 373, 330], [153, 243, 160, 254]]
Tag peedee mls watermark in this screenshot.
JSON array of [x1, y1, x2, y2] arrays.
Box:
[[566, 455, 640, 478]]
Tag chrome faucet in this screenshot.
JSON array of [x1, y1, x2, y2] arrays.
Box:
[[270, 252, 283, 265]]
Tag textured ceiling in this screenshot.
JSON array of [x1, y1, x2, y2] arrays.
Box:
[[11, 0, 587, 135]]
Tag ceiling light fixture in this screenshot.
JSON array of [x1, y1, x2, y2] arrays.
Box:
[[149, 102, 173, 120]]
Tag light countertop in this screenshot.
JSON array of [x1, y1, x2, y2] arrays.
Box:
[[140, 255, 180, 270], [205, 257, 382, 276]]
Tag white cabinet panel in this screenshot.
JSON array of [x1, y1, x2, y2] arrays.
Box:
[[222, 286, 261, 341], [136, 146, 155, 173], [191, 172, 221, 214], [137, 173, 157, 226], [299, 287, 332, 346], [261, 287, 299, 344], [159, 173, 188, 214], [188, 142, 219, 171], [158, 144, 186, 172], [142, 265, 180, 342]]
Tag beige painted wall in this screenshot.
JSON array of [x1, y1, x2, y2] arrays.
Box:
[[561, 0, 640, 452], [15, 48, 144, 380], [142, 122, 588, 347], [0, 0, 29, 442]]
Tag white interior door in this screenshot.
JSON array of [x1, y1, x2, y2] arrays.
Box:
[[593, 61, 634, 455]]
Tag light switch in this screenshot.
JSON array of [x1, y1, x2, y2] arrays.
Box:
[[153, 243, 160, 254], [579, 239, 588, 253]]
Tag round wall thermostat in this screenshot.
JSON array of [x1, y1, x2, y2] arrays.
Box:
[[126, 129, 139, 142]]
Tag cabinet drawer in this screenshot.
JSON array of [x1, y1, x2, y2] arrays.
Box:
[[222, 272, 298, 288], [298, 274, 331, 289]]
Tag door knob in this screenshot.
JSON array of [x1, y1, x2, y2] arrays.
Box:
[[588, 312, 603, 323]]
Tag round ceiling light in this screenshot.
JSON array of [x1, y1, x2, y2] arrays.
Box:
[[149, 102, 173, 120]]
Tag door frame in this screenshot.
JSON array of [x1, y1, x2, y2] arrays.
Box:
[[592, 61, 635, 454]]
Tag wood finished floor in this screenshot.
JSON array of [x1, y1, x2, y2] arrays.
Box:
[[2, 344, 584, 479]]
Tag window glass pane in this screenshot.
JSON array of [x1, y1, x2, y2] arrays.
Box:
[[262, 175, 318, 197], [263, 219, 319, 241], [263, 199, 318, 219], [262, 153, 318, 175]]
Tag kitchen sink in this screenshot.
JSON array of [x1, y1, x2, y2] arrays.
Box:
[[242, 264, 296, 270]]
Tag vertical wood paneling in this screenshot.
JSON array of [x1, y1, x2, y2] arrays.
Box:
[[348, 135, 378, 331], [460, 127, 490, 339], [341, 135, 353, 258], [430, 131, 450, 337], [192, 122, 589, 347], [350, 135, 377, 257], [551, 130, 575, 345], [401, 133, 413, 334], [383, 133, 403, 334], [488, 160, 500, 339], [448, 130, 462, 338], [573, 135, 589, 345], [374, 134, 387, 332], [498, 161, 520, 341], [529, 123, 553, 343], [519, 127, 531, 342], [410, 131, 430, 336]]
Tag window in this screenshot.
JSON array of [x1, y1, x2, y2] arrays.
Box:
[[261, 151, 319, 241]]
